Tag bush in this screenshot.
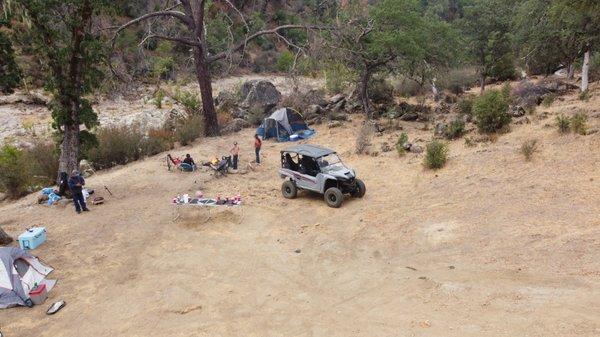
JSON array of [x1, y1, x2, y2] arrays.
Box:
[[424, 140, 448, 169], [541, 94, 556, 108], [438, 68, 478, 95], [520, 139, 538, 161], [276, 50, 295, 72], [173, 90, 201, 114], [393, 77, 421, 97], [355, 122, 375, 154], [444, 119, 466, 140], [473, 90, 511, 133], [280, 89, 326, 113], [571, 112, 588, 135], [396, 132, 409, 156], [456, 96, 474, 116], [323, 62, 354, 94], [174, 115, 204, 146], [141, 128, 174, 155], [245, 105, 266, 126], [0, 145, 30, 198], [556, 114, 571, 134], [579, 90, 591, 102], [368, 77, 394, 105], [24, 141, 59, 186], [154, 89, 165, 109], [84, 125, 145, 169]]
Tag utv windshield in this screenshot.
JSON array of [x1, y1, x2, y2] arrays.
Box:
[[317, 154, 346, 171]]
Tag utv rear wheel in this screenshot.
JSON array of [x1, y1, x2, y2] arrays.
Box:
[[282, 181, 298, 199], [324, 187, 343, 208], [351, 179, 366, 198]]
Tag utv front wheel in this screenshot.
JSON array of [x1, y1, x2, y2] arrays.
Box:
[[282, 181, 298, 199], [351, 179, 366, 198], [324, 187, 343, 208]]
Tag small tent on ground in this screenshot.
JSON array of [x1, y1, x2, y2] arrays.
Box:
[[256, 108, 313, 141], [0, 247, 55, 309]]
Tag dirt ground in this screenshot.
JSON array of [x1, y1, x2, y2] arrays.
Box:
[[1, 84, 600, 337]]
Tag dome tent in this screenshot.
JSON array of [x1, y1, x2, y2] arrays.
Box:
[[0, 247, 55, 309], [256, 108, 312, 141]]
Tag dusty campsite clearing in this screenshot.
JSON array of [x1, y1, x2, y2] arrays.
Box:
[[2, 91, 600, 336]]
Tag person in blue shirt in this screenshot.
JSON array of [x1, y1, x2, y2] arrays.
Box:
[[68, 170, 89, 214]]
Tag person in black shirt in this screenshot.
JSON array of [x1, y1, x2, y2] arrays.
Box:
[[68, 170, 89, 214], [183, 154, 196, 167]]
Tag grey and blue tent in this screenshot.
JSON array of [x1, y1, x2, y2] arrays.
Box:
[[256, 108, 313, 141]]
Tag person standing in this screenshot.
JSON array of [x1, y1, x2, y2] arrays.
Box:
[[254, 134, 262, 165], [230, 142, 240, 170], [68, 170, 89, 214]]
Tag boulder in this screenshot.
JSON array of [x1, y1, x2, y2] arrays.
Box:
[[509, 105, 526, 118], [409, 144, 424, 154], [329, 94, 346, 105], [380, 142, 392, 153], [239, 80, 281, 111], [434, 122, 447, 138], [399, 112, 419, 121], [221, 118, 250, 134], [215, 90, 238, 112], [328, 121, 343, 128]]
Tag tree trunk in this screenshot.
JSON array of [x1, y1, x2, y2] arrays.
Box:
[[193, 47, 220, 136], [567, 63, 575, 80], [359, 68, 372, 119], [58, 123, 80, 181], [582, 50, 590, 93], [0, 227, 13, 246], [479, 73, 486, 94]]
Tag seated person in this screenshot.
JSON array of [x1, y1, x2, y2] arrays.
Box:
[[183, 154, 196, 167]]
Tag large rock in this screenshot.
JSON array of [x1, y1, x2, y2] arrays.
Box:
[[221, 118, 250, 134], [239, 80, 281, 111]]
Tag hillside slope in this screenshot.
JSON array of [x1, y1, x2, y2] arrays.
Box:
[[1, 84, 600, 336]]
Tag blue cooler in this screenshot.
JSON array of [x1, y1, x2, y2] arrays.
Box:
[[18, 227, 47, 250]]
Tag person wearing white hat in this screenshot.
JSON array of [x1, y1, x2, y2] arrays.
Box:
[[68, 170, 89, 214]]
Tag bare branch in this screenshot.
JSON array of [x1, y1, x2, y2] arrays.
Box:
[[208, 24, 325, 63], [221, 0, 250, 33], [140, 33, 200, 47]]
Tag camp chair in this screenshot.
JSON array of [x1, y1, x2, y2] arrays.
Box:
[[179, 163, 196, 172], [210, 156, 230, 177]]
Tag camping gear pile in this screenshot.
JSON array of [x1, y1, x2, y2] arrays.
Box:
[[41, 188, 61, 205], [18, 227, 47, 250], [256, 108, 315, 142], [173, 192, 242, 206], [0, 247, 56, 309]]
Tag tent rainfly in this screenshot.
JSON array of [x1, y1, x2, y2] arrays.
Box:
[[256, 108, 311, 141], [0, 247, 55, 309]]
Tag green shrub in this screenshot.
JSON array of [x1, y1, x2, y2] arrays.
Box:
[[501, 82, 512, 102], [152, 56, 174, 80], [520, 139, 538, 161], [579, 90, 591, 102], [276, 50, 295, 72], [174, 115, 203, 146], [0, 145, 30, 198], [444, 119, 466, 140], [571, 113, 588, 135], [154, 89, 165, 109], [556, 114, 570, 134], [473, 90, 511, 133], [456, 96, 474, 116], [396, 132, 409, 156], [368, 77, 394, 105], [424, 140, 448, 169], [541, 94, 556, 108], [84, 125, 145, 169], [323, 62, 354, 94], [173, 90, 201, 114], [245, 105, 266, 126], [0, 31, 22, 94], [24, 141, 59, 186]]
